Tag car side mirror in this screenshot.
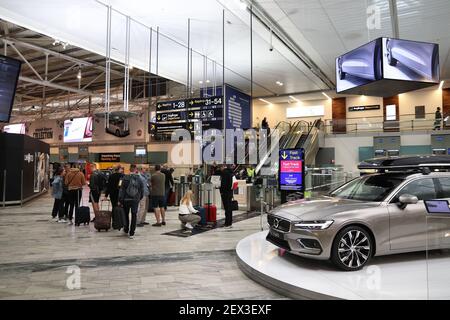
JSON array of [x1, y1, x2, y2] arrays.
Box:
[[397, 194, 419, 209]]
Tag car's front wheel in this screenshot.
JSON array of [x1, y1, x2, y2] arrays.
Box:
[[331, 226, 373, 271]]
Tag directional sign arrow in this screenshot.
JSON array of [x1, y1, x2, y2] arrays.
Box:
[[189, 101, 194, 105], [189, 124, 193, 130], [281, 151, 288, 160], [157, 116, 161, 120], [189, 112, 193, 117], [151, 124, 155, 129]]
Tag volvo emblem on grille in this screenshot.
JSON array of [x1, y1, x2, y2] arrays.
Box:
[[273, 218, 280, 229]]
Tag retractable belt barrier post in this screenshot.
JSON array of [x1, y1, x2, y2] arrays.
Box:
[[2, 170, 6, 208], [20, 170, 23, 208]]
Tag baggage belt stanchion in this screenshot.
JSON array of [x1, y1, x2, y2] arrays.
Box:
[[20, 170, 23, 208], [2, 170, 6, 207]]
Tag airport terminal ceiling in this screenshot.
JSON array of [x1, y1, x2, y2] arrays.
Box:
[[0, 0, 448, 103]]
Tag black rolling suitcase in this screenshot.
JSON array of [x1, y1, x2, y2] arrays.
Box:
[[75, 190, 90, 226], [112, 206, 126, 230]]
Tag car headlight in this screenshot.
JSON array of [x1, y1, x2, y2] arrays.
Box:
[[294, 220, 334, 230]]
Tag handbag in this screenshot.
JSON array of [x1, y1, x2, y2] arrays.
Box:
[[231, 199, 239, 211], [232, 176, 239, 190]]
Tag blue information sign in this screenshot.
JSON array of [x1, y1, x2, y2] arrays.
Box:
[[279, 149, 305, 191]]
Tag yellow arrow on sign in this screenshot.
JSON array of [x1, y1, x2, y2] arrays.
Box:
[[281, 151, 288, 160], [190, 101, 194, 105], [151, 125, 155, 129], [189, 112, 193, 117], [189, 124, 193, 129]]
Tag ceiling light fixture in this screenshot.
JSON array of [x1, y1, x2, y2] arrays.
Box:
[[289, 95, 299, 102], [259, 98, 271, 104], [206, 79, 210, 83], [77, 68, 82, 79], [199, 80, 203, 84], [322, 92, 331, 100], [276, 81, 283, 86], [439, 80, 444, 90], [237, 0, 247, 10]]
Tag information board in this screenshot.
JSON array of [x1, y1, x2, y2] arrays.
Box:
[[279, 148, 304, 191], [154, 96, 224, 136]]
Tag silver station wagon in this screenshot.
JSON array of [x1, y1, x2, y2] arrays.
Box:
[[267, 156, 450, 271]]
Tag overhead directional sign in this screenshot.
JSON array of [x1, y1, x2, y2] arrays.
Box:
[[279, 148, 305, 191], [156, 99, 186, 111], [188, 96, 222, 108], [153, 96, 224, 136]]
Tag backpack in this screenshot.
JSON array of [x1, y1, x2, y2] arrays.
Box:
[[126, 175, 140, 199]]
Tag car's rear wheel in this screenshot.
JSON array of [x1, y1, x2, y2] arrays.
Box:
[[331, 226, 373, 271]]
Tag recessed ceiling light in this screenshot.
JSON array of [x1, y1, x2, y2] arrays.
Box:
[[276, 81, 283, 86], [206, 80, 210, 83], [199, 80, 203, 84]]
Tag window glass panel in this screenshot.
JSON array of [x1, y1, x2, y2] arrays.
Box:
[[394, 179, 436, 202]]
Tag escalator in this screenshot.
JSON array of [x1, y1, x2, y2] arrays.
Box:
[[232, 119, 323, 177], [255, 119, 323, 175]]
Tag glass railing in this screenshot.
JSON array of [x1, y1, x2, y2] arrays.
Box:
[[304, 166, 356, 196], [324, 113, 450, 135]]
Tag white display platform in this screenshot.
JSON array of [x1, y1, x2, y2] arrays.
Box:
[[236, 231, 450, 300]]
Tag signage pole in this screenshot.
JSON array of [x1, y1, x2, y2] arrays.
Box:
[[187, 19, 190, 99], [222, 9, 226, 164]]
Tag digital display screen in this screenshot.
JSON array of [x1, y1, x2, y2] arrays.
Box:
[[279, 149, 304, 191], [424, 200, 450, 214], [63, 117, 93, 143], [336, 39, 382, 93], [382, 38, 439, 83], [3, 123, 25, 134], [135, 148, 146, 156], [0, 55, 21, 123]]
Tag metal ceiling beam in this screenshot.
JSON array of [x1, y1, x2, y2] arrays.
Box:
[[1, 37, 124, 77], [388, 0, 400, 38], [19, 76, 93, 96], [9, 43, 43, 80]]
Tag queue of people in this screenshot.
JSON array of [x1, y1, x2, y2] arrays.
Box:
[[50, 162, 245, 237]]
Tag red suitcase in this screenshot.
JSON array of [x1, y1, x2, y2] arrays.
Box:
[[203, 204, 217, 224]]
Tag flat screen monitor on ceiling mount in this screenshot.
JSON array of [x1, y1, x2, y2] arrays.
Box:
[[63, 117, 93, 143], [0, 55, 22, 123], [2, 123, 25, 134], [336, 38, 440, 97]]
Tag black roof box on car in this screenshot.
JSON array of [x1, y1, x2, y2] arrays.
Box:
[[358, 155, 450, 173]]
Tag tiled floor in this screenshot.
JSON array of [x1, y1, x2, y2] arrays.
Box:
[[0, 191, 286, 300]]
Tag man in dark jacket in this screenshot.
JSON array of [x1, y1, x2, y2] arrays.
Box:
[[105, 165, 124, 208], [161, 165, 174, 210], [118, 164, 145, 239], [220, 164, 234, 228]]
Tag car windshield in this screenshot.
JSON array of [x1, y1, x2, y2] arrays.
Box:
[[329, 175, 405, 201]]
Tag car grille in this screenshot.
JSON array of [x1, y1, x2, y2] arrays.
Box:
[[267, 215, 291, 232], [266, 233, 290, 251]]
